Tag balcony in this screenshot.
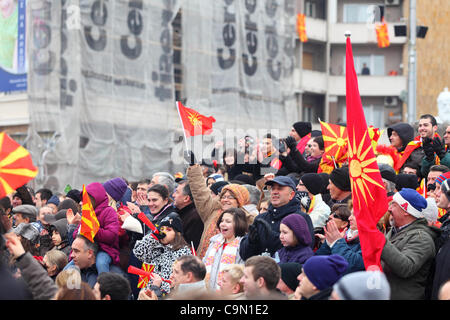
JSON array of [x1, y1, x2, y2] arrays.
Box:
[[329, 23, 407, 44], [305, 17, 327, 42], [328, 75, 407, 96], [301, 70, 328, 94]]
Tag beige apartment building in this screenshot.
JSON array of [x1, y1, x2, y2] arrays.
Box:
[[0, 0, 447, 144]]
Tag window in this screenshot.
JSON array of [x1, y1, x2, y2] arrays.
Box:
[[343, 4, 383, 23], [343, 55, 385, 75], [305, 1, 316, 18]]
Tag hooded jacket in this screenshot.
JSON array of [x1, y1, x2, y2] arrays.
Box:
[[85, 182, 120, 265], [239, 197, 315, 260], [387, 123, 415, 152], [50, 218, 71, 257]]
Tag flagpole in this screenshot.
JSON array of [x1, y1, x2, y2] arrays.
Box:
[[176, 101, 190, 152]]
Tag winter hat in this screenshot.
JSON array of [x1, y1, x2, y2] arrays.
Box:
[[50, 218, 69, 241], [300, 173, 322, 195], [311, 130, 322, 138], [329, 166, 351, 192], [379, 164, 397, 183], [395, 174, 419, 191], [210, 181, 229, 195], [158, 212, 183, 234], [281, 214, 312, 246], [103, 177, 128, 202], [12, 204, 38, 222], [66, 189, 81, 203], [219, 184, 250, 207], [392, 188, 427, 219], [318, 173, 330, 193], [13, 223, 40, 244], [207, 174, 224, 183], [439, 178, 450, 202], [265, 176, 297, 191], [47, 195, 60, 207], [293, 121, 312, 138], [279, 263, 302, 292], [422, 198, 439, 223], [233, 174, 255, 186], [43, 209, 68, 224], [302, 255, 348, 290], [333, 271, 390, 300], [435, 172, 450, 186]]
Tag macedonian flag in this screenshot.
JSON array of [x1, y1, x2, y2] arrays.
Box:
[[80, 184, 100, 243], [177, 101, 216, 138], [346, 35, 388, 271], [375, 18, 390, 48], [0, 132, 38, 199], [320, 121, 348, 164], [137, 263, 155, 288], [297, 14, 308, 42]]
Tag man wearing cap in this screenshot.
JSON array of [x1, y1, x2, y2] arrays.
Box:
[[379, 163, 397, 200], [295, 254, 348, 300], [431, 178, 450, 299], [239, 176, 314, 260], [297, 173, 330, 228], [327, 166, 352, 207], [12, 204, 38, 227], [381, 188, 440, 299]]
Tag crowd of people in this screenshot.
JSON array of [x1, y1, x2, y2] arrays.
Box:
[[0, 114, 449, 301]]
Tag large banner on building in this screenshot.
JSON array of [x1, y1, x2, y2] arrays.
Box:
[[0, 0, 27, 92], [181, 0, 298, 136], [27, 0, 181, 190]]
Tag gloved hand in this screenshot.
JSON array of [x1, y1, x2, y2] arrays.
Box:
[[183, 150, 197, 166], [432, 136, 447, 159], [422, 137, 435, 162], [285, 136, 297, 151], [248, 223, 260, 244]]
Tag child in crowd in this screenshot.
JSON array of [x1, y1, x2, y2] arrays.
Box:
[[276, 214, 314, 264], [203, 208, 248, 290]]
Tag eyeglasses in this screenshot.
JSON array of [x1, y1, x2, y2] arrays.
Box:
[[221, 195, 236, 200]]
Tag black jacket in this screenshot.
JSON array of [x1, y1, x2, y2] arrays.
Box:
[[301, 287, 333, 300], [431, 213, 450, 300], [239, 196, 315, 260], [175, 203, 204, 251]]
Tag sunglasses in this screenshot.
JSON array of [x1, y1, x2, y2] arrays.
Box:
[[332, 212, 348, 221]]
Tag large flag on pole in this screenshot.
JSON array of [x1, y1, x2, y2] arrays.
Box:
[[176, 101, 216, 138], [345, 34, 388, 271], [0, 132, 38, 198], [80, 184, 100, 243]]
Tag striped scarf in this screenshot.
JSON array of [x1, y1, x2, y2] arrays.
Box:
[[204, 234, 240, 290]]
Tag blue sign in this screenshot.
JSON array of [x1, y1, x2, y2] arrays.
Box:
[[0, 0, 27, 92]]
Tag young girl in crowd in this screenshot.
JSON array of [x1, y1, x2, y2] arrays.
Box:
[[276, 213, 314, 264], [133, 212, 191, 296], [203, 208, 248, 290]]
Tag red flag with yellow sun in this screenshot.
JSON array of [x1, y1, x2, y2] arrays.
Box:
[[0, 132, 38, 198], [346, 35, 388, 271], [177, 101, 216, 138], [80, 184, 100, 243]]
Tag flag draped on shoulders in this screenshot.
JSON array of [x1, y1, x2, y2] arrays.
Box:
[[345, 36, 388, 271]]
